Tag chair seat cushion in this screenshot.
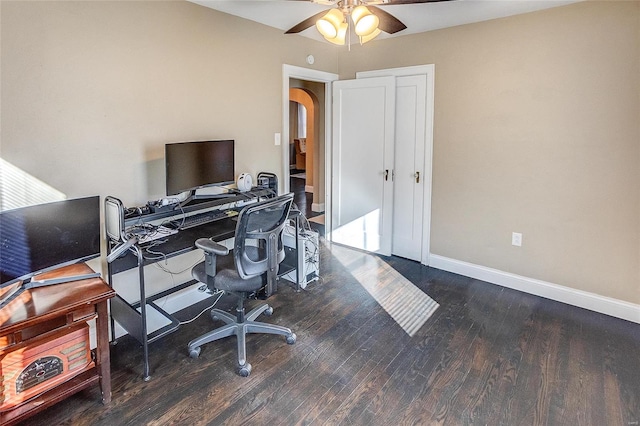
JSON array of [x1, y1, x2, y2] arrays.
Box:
[[215, 269, 264, 292], [192, 262, 264, 293]]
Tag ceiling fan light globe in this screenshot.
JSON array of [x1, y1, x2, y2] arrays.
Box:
[[351, 6, 379, 36], [316, 9, 343, 39], [359, 27, 381, 44], [316, 20, 337, 38], [356, 15, 379, 36], [324, 21, 347, 45]]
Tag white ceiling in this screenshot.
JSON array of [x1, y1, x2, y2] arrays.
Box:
[[189, 0, 582, 43]]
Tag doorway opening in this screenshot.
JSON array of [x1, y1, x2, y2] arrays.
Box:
[[282, 65, 338, 236], [289, 87, 316, 211]]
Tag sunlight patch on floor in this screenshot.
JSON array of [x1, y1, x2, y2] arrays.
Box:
[[329, 243, 439, 337]]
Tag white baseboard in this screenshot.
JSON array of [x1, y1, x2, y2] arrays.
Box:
[[311, 202, 325, 213], [429, 254, 640, 324], [305, 185, 313, 193]]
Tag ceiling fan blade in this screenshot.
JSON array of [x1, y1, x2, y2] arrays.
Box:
[[285, 10, 330, 34], [368, 6, 406, 34]]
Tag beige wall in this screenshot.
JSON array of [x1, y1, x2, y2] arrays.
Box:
[[2, 1, 638, 305], [339, 1, 640, 304], [0, 0, 337, 207]]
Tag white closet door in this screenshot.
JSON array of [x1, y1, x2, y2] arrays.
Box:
[[392, 75, 427, 261], [331, 77, 395, 255]]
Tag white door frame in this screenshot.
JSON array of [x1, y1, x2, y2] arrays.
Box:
[[357, 64, 435, 266], [282, 65, 339, 236]]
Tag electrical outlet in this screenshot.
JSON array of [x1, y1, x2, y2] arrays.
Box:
[[512, 232, 522, 247]]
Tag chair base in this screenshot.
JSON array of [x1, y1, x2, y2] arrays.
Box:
[[187, 302, 296, 377]]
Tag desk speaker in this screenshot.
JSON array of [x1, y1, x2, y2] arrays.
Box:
[[0, 322, 93, 411], [237, 173, 252, 192]]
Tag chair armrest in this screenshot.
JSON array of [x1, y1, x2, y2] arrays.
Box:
[[195, 238, 229, 256]]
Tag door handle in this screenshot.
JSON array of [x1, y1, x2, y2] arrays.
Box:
[[415, 171, 420, 183], [384, 169, 389, 181]]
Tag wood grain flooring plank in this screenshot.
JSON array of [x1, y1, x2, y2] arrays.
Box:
[[283, 309, 400, 424], [419, 284, 516, 424], [454, 287, 522, 424], [261, 311, 400, 424], [362, 277, 485, 423], [476, 293, 542, 425], [382, 280, 503, 424]]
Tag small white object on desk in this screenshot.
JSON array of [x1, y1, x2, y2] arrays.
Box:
[[237, 173, 252, 192]]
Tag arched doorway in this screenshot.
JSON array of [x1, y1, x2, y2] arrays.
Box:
[[289, 86, 325, 219], [289, 88, 315, 192]]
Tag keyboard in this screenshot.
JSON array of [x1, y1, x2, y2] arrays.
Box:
[[173, 209, 238, 230]]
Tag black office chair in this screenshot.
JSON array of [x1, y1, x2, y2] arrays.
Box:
[[187, 193, 296, 377]]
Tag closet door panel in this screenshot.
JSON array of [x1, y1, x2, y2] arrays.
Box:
[[331, 77, 395, 255]]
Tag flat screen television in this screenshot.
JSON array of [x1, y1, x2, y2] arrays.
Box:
[[0, 196, 101, 291], [165, 140, 235, 197]]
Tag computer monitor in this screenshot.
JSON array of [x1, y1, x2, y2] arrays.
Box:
[[0, 196, 101, 288], [165, 140, 235, 197]]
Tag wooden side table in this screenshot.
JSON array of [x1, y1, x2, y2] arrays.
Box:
[[0, 264, 115, 425]]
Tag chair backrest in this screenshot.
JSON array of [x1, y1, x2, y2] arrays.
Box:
[[105, 196, 126, 243], [233, 193, 294, 281]]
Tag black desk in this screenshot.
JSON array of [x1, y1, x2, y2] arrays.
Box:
[[106, 192, 299, 380], [109, 216, 237, 274]]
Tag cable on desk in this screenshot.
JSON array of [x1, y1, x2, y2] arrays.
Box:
[[150, 254, 206, 308], [142, 243, 169, 262], [164, 203, 187, 230], [126, 222, 176, 245], [152, 255, 205, 276]]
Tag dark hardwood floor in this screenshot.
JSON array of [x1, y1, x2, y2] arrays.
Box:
[[289, 170, 313, 216], [290, 172, 324, 239], [23, 227, 639, 424]]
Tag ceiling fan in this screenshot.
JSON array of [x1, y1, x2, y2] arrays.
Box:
[[286, 0, 452, 46]]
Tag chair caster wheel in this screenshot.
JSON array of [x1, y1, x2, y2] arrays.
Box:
[[189, 347, 201, 358], [237, 363, 252, 377], [286, 333, 296, 345], [264, 306, 273, 316]]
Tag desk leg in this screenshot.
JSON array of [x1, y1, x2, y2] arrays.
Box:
[[96, 299, 112, 404], [295, 215, 300, 291], [135, 246, 151, 381]]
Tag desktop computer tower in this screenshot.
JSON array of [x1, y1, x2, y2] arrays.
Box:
[[281, 226, 319, 289]]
